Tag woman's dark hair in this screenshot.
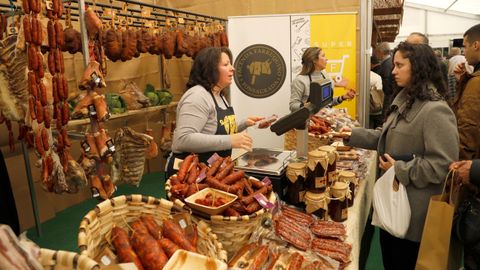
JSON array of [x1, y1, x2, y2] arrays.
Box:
[[186, 47, 233, 91], [391, 42, 447, 113], [300, 47, 322, 75]]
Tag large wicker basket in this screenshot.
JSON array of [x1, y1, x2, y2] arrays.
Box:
[[284, 129, 331, 151], [165, 179, 276, 257], [78, 194, 227, 263], [40, 248, 100, 270]]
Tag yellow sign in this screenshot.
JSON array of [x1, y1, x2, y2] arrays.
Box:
[[311, 14, 357, 118]]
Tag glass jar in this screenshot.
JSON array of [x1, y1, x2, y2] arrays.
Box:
[[305, 191, 329, 219], [286, 162, 307, 205], [306, 149, 329, 192], [338, 170, 357, 207], [328, 181, 349, 222], [318, 146, 339, 185]]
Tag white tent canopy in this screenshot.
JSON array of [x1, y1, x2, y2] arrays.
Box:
[[394, 1, 480, 47], [406, 0, 480, 15]]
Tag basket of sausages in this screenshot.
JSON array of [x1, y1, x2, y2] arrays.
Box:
[[78, 194, 228, 268], [165, 153, 276, 257]]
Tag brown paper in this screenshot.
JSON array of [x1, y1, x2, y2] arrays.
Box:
[[415, 172, 462, 270]]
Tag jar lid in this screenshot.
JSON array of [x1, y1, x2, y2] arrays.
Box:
[[332, 181, 348, 190], [305, 191, 327, 201], [318, 145, 336, 153], [287, 162, 307, 170], [338, 170, 356, 178], [308, 149, 327, 159]]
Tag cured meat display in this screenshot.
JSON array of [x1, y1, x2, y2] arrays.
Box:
[[110, 215, 200, 270], [167, 153, 274, 216], [228, 204, 351, 269]]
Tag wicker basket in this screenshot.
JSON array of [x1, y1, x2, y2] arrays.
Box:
[[284, 129, 331, 151], [78, 194, 227, 263], [40, 248, 100, 270], [165, 179, 276, 257]]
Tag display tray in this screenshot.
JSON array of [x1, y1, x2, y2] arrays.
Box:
[[235, 148, 295, 176]]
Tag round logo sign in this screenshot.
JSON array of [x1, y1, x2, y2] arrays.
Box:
[[234, 44, 286, 98]]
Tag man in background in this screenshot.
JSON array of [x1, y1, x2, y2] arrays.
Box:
[[406, 32, 449, 92], [370, 56, 384, 129], [372, 42, 392, 120]]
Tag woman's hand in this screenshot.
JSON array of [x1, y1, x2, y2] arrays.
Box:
[[449, 160, 472, 185], [245, 116, 265, 127], [379, 153, 396, 171], [342, 89, 356, 101], [230, 132, 253, 152], [339, 126, 352, 141]]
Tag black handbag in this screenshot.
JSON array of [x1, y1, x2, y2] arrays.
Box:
[[453, 194, 480, 245]]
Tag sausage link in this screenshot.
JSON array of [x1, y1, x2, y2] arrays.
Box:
[[47, 20, 56, 49], [54, 21, 64, 48], [23, 16, 32, 43]]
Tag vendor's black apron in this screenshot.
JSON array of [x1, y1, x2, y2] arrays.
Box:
[[166, 91, 237, 177]]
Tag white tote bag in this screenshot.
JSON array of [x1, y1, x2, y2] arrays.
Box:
[[372, 166, 411, 238]]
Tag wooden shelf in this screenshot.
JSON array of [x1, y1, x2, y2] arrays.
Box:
[[67, 102, 178, 127]]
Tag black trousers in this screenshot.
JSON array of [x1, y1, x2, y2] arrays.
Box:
[[379, 229, 420, 270]]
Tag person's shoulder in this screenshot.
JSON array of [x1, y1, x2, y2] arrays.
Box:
[[179, 85, 211, 105]]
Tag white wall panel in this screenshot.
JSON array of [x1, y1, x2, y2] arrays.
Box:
[[228, 15, 291, 149]]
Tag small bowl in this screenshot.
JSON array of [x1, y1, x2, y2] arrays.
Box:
[[185, 188, 238, 216], [163, 249, 227, 270]]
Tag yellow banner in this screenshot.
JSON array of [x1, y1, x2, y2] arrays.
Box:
[[310, 14, 357, 118]]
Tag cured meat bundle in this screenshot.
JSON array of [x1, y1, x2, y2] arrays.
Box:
[[111, 127, 153, 186]]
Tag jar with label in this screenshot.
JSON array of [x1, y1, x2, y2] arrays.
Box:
[[328, 181, 349, 222], [337, 170, 357, 207], [305, 191, 329, 219], [317, 146, 339, 185], [286, 162, 307, 205], [306, 149, 329, 192]]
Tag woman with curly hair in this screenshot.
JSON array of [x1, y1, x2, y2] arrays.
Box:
[[342, 42, 459, 269], [166, 47, 268, 176]]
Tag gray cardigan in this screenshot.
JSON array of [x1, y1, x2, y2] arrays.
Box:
[[289, 70, 341, 112], [172, 85, 248, 154], [347, 88, 459, 242]]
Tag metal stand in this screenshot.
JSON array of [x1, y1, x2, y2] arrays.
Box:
[[296, 124, 308, 159], [21, 142, 41, 237]]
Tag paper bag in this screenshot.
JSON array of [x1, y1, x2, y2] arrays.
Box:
[[415, 170, 462, 270]]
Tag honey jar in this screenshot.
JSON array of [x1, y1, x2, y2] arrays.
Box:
[[338, 170, 357, 207], [305, 191, 329, 219], [328, 181, 349, 222], [318, 145, 339, 185], [286, 162, 307, 205], [306, 149, 329, 192]]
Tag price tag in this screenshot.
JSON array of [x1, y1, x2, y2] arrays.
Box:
[[207, 153, 221, 166], [261, 176, 271, 186], [254, 193, 274, 210], [196, 171, 206, 183], [45, 0, 53, 10], [173, 158, 183, 170]]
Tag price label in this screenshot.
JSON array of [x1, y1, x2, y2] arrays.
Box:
[[45, 0, 53, 10], [254, 193, 274, 210], [261, 176, 271, 186]]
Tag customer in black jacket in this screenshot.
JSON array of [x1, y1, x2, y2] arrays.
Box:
[[449, 159, 480, 270]]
